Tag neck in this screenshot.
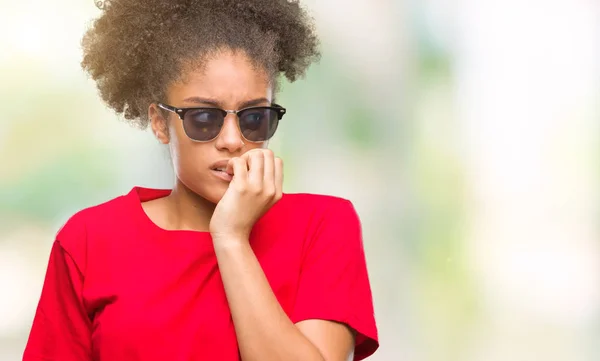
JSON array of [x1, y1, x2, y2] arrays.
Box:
[[164, 180, 215, 232]]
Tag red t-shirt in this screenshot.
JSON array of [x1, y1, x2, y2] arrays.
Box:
[[23, 187, 379, 360]]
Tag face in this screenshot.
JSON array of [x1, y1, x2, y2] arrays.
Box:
[[149, 49, 273, 204]]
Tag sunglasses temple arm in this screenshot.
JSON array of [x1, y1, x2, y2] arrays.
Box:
[[157, 103, 178, 113]]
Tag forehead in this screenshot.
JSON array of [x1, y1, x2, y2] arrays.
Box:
[[168, 50, 273, 105]]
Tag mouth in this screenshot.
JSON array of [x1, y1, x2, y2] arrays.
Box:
[[209, 159, 234, 182], [210, 167, 233, 182], [211, 166, 232, 174]]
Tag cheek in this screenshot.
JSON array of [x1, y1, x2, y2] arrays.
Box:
[[168, 121, 206, 177]]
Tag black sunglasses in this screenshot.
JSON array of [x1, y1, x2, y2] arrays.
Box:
[[157, 102, 286, 143]]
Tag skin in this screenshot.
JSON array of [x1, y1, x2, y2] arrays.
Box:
[[145, 49, 355, 361]]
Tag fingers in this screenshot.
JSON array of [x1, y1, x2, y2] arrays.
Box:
[[263, 149, 275, 185], [227, 157, 248, 183], [248, 151, 265, 188], [261, 149, 276, 199], [274, 156, 283, 200], [232, 149, 282, 201]]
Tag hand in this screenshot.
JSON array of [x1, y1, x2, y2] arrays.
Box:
[[209, 149, 283, 243]]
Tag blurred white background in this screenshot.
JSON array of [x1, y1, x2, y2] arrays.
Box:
[[1, 0, 598, 360]]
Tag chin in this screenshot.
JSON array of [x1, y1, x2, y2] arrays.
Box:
[[203, 189, 226, 205], [178, 176, 227, 205], [194, 183, 228, 205]]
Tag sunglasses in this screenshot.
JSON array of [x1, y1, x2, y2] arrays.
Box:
[[157, 102, 286, 143]]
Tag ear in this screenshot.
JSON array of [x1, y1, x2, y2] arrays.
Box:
[[148, 103, 170, 144]]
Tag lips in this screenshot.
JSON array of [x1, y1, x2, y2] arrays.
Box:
[[210, 159, 234, 182], [209, 160, 233, 175]]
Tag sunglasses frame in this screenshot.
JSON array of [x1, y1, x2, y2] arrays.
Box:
[[157, 102, 286, 143]]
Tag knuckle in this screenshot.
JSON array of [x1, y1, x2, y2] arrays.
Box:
[[247, 183, 260, 193], [235, 183, 248, 193], [263, 186, 276, 197], [234, 158, 245, 168]]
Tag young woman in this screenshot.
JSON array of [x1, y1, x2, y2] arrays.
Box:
[[23, 0, 379, 360]]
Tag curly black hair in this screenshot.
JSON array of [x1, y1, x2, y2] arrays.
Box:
[[81, 0, 321, 128]]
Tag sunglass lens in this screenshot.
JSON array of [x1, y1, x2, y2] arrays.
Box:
[[239, 108, 280, 142], [182, 109, 224, 141]]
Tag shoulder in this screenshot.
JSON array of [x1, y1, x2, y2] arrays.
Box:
[[277, 192, 357, 215], [253, 192, 362, 248], [55, 189, 134, 261], [57, 191, 131, 239], [269, 193, 362, 244]]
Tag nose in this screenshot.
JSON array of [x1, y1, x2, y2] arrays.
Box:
[[214, 113, 244, 153]]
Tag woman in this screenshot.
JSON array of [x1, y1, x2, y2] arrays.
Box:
[[23, 0, 379, 360]]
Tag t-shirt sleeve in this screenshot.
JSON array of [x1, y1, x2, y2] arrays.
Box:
[[291, 199, 379, 360], [23, 237, 92, 360]]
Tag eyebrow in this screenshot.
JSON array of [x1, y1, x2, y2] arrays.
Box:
[[181, 96, 271, 109]]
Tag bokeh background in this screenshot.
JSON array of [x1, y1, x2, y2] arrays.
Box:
[[1, 0, 599, 360]]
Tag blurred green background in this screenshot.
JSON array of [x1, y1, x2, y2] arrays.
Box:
[[1, 0, 599, 360]]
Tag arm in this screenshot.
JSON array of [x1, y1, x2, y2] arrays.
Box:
[[213, 239, 355, 361], [23, 241, 92, 361], [288, 199, 379, 360], [210, 149, 376, 360]]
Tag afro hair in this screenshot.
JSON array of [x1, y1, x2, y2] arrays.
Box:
[[81, 0, 321, 128]]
